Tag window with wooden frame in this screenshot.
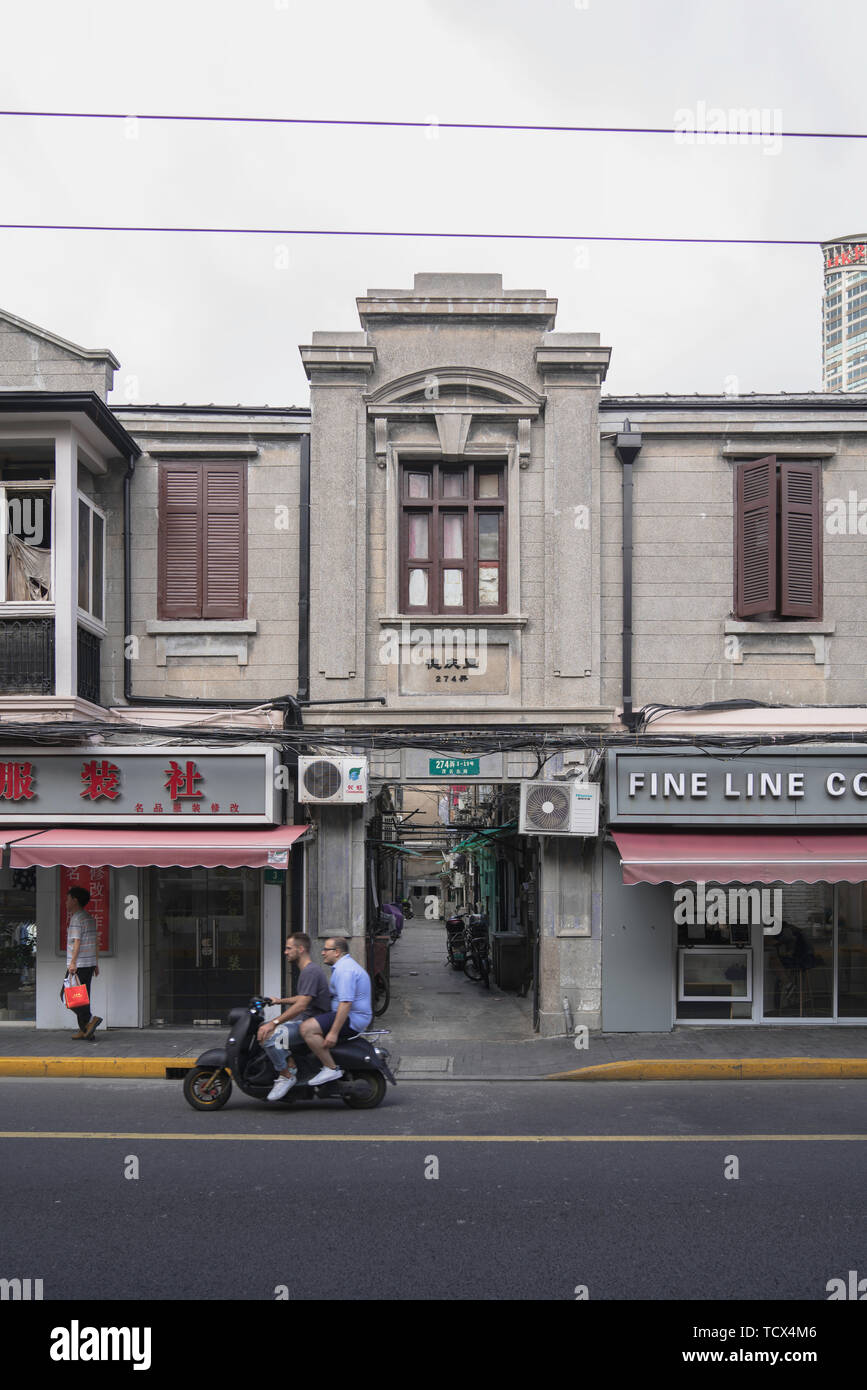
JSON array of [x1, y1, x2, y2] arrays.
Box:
[[158, 462, 247, 619], [734, 455, 822, 619], [400, 462, 507, 615]]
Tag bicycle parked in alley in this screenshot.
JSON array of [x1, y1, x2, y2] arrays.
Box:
[[445, 906, 490, 988]]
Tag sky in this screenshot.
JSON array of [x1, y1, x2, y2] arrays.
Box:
[[0, 0, 864, 407]]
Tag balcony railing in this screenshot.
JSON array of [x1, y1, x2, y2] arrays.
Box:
[[0, 618, 54, 694], [77, 626, 101, 705]]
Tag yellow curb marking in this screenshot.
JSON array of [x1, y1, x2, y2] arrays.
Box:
[[0, 1058, 200, 1078], [547, 1058, 867, 1081], [0, 1132, 865, 1143]]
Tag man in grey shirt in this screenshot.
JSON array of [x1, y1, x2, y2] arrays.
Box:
[[257, 932, 330, 1101]]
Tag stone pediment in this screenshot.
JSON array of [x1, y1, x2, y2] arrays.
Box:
[[365, 366, 544, 412]]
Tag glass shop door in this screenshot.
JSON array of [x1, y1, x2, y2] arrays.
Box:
[[149, 866, 261, 1025]]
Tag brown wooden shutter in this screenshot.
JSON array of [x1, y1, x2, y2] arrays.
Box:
[[735, 456, 777, 617], [203, 464, 246, 619], [780, 462, 821, 618], [159, 465, 203, 618]]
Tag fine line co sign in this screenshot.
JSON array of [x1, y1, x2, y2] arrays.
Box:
[[607, 749, 867, 824]]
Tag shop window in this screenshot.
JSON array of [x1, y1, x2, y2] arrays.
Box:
[[837, 884, 867, 1017], [761, 884, 833, 1019], [0, 867, 37, 1021], [400, 462, 506, 615], [158, 463, 247, 620], [678, 949, 752, 1004], [734, 456, 822, 620]]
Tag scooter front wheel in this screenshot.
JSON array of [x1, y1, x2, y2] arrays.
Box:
[[183, 1066, 233, 1111], [342, 1071, 387, 1109]]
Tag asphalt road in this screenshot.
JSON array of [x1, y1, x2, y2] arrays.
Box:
[[0, 1077, 865, 1303]]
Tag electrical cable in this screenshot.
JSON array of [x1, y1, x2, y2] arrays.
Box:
[[0, 109, 863, 142], [0, 222, 823, 247]]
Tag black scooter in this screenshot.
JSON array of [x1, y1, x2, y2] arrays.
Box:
[[182, 997, 396, 1112]]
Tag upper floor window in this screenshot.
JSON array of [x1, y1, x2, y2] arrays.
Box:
[[78, 496, 105, 624], [400, 461, 506, 614], [1, 483, 53, 605], [734, 456, 821, 620], [158, 462, 247, 619]]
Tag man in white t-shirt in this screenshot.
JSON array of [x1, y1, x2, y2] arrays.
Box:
[[66, 885, 102, 1040]]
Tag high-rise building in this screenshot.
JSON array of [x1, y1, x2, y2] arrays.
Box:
[[822, 234, 867, 391]]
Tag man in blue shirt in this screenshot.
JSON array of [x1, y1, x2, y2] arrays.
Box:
[[300, 937, 372, 1086]]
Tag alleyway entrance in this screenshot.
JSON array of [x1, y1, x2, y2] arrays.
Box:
[[365, 780, 539, 1040], [385, 919, 533, 1041]]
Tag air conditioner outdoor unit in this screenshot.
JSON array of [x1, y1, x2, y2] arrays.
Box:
[[298, 755, 369, 804], [519, 780, 600, 836]]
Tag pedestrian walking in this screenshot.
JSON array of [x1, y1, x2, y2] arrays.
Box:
[[65, 885, 102, 1040]]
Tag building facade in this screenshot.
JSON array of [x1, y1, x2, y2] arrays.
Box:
[[821, 235, 867, 392], [0, 277, 865, 1034]]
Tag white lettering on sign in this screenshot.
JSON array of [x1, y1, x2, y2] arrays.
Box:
[[627, 764, 867, 806]]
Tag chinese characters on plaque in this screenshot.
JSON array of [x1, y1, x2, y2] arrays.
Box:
[[59, 866, 110, 953]]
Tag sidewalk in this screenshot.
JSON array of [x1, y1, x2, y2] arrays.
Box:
[[1, 1023, 866, 1082], [3, 923, 866, 1081]]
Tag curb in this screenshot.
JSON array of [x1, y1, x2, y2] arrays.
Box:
[[0, 1057, 200, 1080], [546, 1058, 867, 1081]]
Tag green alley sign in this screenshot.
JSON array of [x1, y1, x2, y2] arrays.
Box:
[[429, 758, 481, 777]]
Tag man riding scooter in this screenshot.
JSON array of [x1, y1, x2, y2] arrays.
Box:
[[300, 937, 373, 1086], [257, 933, 331, 1101]]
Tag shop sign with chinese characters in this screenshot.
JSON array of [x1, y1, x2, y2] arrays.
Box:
[[0, 747, 278, 825], [59, 866, 110, 953]]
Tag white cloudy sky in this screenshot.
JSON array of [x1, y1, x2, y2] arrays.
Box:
[[0, 0, 864, 406]]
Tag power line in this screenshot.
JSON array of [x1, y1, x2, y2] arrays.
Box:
[[0, 109, 864, 141], [0, 223, 821, 246]]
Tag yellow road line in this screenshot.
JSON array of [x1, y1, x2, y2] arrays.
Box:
[[0, 1131, 865, 1143]]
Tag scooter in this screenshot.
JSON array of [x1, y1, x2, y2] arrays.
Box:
[[182, 997, 396, 1112]]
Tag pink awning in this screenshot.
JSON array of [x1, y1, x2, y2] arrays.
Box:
[[8, 826, 307, 870], [612, 830, 867, 886]]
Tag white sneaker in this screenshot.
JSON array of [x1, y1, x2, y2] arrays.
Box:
[[308, 1066, 343, 1087], [267, 1073, 297, 1101]]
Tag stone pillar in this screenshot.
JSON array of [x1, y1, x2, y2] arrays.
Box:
[[535, 334, 610, 707], [300, 333, 376, 697], [53, 427, 78, 698]]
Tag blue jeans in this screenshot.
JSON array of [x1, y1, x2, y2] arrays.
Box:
[[264, 1020, 303, 1074]]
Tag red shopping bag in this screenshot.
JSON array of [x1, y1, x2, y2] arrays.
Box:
[[63, 976, 89, 1009]]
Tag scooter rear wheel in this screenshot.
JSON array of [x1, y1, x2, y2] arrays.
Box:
[[183, 1066, 232, 1110], [342, 1071, 387, 1109]]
